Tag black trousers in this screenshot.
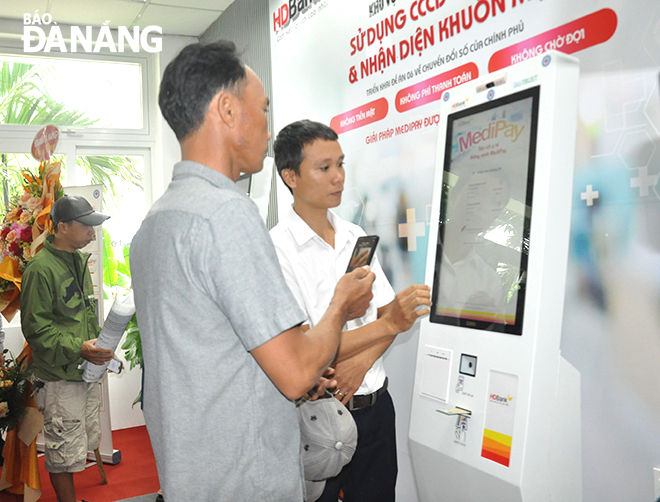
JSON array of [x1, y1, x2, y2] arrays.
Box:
[[317, 390, 398, 502]]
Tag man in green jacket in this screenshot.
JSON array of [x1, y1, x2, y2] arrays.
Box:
[[21, 194, 113, 502]]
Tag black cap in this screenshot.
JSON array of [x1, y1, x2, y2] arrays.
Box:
[[50, 195, 110, 228]]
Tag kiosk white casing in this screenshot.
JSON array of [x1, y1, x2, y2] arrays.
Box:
[[409, 52, 581, 502]]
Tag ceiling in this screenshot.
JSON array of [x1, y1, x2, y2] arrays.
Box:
[[0, 0, 235, 37]]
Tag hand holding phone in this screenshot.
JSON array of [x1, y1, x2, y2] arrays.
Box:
[[346, 235, 379, 273]]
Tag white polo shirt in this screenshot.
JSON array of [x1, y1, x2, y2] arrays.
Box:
[[270, 207, 395, 395]]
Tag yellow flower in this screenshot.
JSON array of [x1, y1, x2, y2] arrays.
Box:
[[18, 210, 31, 225], [26, 196, 41, 212], [0, 380, 13, 388], [0, 402, 8, 418], [5, 230, 17, 243], [6, 208, 20, 222]]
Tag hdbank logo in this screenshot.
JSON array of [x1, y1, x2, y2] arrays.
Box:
[[22, 12, 162, 53], [490, 393, 513, 405], [273, 0, 317, 32]]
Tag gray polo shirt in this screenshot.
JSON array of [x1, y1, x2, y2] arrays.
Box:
[[131, 161, 306, 501]]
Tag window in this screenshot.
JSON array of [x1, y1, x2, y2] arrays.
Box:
[[0, 54, 144, 131], [0, 46, 158, 305], [76, 150, 149, 284]]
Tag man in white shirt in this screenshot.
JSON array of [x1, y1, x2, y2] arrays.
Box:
[[270, 120, 432, 502]]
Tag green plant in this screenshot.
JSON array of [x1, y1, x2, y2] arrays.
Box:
[[121, 317, 143, 406], [102, 228, 131, 297], [102, 228, 143, 406]]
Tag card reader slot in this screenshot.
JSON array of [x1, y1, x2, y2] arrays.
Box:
[[437, 406, 472, 416]]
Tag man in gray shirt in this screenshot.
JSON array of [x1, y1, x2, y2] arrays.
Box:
[[130, 41, 375, 501]]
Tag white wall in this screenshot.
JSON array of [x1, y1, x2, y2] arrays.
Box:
[[156, 35, 197, 193]]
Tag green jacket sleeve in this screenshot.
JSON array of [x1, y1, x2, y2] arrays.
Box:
[[20, 266, 84, 368]]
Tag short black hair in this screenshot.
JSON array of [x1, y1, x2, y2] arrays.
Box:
[[158, 41, 246, 141], [274, 120, 339, 193]]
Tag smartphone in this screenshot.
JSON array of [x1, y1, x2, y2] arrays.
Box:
[[346, 235, 379, 273]]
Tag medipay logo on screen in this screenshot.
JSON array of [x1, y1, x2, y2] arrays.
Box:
[[22, 12, 162, 53]]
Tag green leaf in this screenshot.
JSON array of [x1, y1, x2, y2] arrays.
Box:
[[114, 270, 131, 288], [120, 317, 142, 371], [120, 315, 143, 405], [116, 261, 129, 276], [123, 245, 131, 277], [132, 389, 143, 408], [102, 228, 119, 287], [103, 256, 118, 286]]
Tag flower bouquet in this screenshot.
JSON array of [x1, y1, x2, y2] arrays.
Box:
[[0, 160, 62, 322], [0, 350, 32, 433]]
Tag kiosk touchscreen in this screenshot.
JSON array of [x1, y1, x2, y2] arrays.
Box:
[[431, 86, 538, 336], [409, 52, 582, 502]]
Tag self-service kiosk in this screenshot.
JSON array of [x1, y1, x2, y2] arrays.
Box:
[[409, 52, 582, 502]]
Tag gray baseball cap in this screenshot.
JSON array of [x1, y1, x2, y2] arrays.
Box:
[[50, 194, 110, 227], [297, 395, 357, 501]]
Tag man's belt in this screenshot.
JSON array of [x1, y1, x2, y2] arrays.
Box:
[[347, 377, 388, 411]]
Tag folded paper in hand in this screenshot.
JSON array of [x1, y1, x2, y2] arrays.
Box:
[[80, 289, 135, 382]]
